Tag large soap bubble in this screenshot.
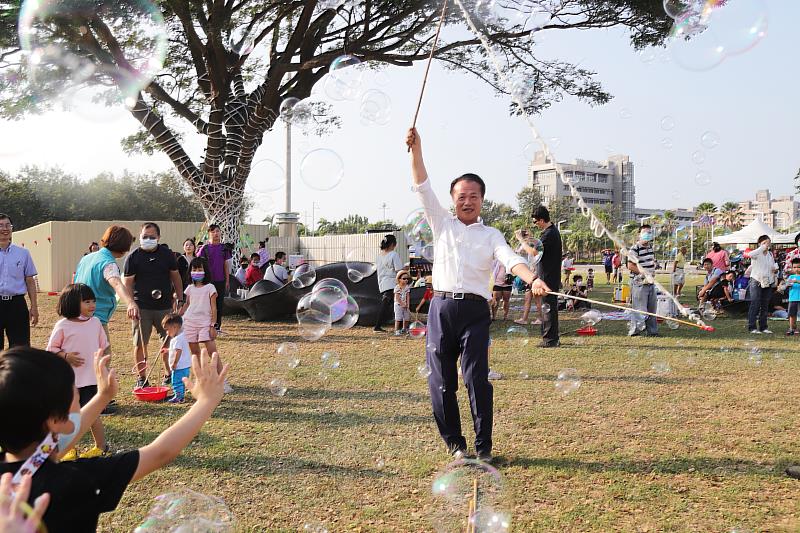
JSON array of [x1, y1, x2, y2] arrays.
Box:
[[134, 489, 235, 532], [292, 263, 317, 288], [554, 368, 581, 395], [300, 149, 344, 191], [296, 293, 333, 341], [313, 278, 348, 296], [359, 89, 392, 126], [324, 54, 364, 101], [276, 342, 300, 369], [405, 208, 436, 261], [330, 295, 360, 330], [431, 458, 511, 533], [344, 248, 376, 282], [19, 0, 168, 103], [580, 309, 602, 327]]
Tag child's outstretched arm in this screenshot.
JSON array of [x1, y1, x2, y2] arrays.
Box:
[[132, 349, 227, 481]]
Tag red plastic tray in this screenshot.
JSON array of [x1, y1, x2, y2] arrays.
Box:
[[576, 326, 597, 336], [132, 386, 169, 402]]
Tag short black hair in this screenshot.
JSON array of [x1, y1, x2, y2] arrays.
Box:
[[0, 347, 74, 453], [640, 224, 652, 231], [0, 213, 11, 225], [250, 253, 260, 261], [56, 283, 96, 319], [189, 257, 211, 282], [757, 234, 770, 245], [792, 257, 800, 265], [449, 173, 485, 197], [162, 313, 183, 328], [531, 205, 550, 222], [208, 224, 221, 232], [275, 251, 286, 261], [141, 222, 161, 236], [573, 274, 583, 281], [702, 257, 713, 265]]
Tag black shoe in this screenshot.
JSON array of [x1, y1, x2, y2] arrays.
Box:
[[786, 466, 800, 479], [477, 451, 493, 463], [447, 443, 467, 460], [373, 327, 386, 333], [539, 341, 560, 348], [647, 333, 661, 337], [101, 399, 118, 415], [135, 377, 150, 389]]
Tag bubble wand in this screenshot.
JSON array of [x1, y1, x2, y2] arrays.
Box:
[[547, 291, 715, 332], [409, 0, 449, 147]]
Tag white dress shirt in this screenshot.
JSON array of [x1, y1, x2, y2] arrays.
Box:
[[413, 179, 526, 300], [745, 245, 777, 287]]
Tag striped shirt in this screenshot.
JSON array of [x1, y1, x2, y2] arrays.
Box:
[[628, 242, 656, 278]]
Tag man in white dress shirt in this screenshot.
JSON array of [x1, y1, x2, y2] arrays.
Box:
[[406, 128, 549, 462]]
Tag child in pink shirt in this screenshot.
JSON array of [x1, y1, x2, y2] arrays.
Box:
[[46, 284, 109, 460]]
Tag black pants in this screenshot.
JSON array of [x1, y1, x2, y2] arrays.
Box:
[[212, 281, 226, 328], [747, 280, 773, 332], [0, 296, 30, 350], [426, 296, 492, 455], [541, 292, 559, 345], [373, 289, 393, 330]]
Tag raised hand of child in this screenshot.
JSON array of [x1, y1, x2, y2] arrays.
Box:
[[93, 349, 119, 400], [64, 352, 84, 368], [186, 348, 227, 405]]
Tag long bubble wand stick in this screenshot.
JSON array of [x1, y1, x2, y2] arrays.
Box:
[[410, 0, 449, 142]]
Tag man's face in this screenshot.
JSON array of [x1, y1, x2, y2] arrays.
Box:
[[209, 228, 221, 243], [704, 262, 713, 272], [451, 180, 483, 225], [532, 218, 547, 230], [276, 256, 285, 265], [0, 218, 11, 242], [140, 227, 159, 242]]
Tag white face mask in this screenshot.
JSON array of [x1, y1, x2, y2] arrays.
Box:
[[57, 412, 82, 452], [140, 237, 158, 251]]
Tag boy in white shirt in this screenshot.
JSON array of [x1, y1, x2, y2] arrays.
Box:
[[160, 314, 193, 403]]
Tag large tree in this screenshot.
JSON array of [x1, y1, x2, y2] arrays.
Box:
[[0, 0, 672, 242]]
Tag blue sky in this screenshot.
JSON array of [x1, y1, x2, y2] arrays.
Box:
[[1, 0, 796, 227]]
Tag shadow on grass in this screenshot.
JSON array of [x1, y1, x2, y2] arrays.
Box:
[[232, 386, 427, 403], [172, 452, 394, 479], [505, 455, 780, 477], [519, 374, 719, 385]]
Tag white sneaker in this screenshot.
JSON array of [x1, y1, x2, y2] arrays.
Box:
[[488, 370, 503, 380], [762, 329, 773, 334], [750, 330, 762, 334], [223, 381, 234, 394]]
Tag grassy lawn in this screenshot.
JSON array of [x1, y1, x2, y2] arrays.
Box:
[[27, 276, 800, 532]]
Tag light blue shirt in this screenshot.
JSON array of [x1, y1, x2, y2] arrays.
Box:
[[0, 243, 37, 297]]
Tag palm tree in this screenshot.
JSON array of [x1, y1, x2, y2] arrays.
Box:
[[695, 202, 717, 219], [717, 202, 744, 230]]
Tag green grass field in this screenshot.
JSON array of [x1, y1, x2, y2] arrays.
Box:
[[27, 276, 800, 532]]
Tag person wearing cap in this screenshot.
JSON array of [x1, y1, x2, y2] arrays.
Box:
[[406, 128, 548, 463], [0, 213, 38, 349]]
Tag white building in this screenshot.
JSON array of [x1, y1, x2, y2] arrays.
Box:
[[738, 189, 800, 231], [528, 151, 635, 222]]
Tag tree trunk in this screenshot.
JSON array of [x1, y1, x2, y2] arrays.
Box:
[[197, 182, 245, 249]]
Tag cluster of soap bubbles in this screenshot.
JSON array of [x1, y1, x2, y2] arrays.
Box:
[[134, 489, 235, 532], [664, 0, 768, 71], [268, 342, 301, 397], [404, 208, 435, 262], [296, 278, 359, 341], [625, 309, 647, 336], [19, 0, 168, 116], [554, 368, 581, 395], [431, 458, 511, 532], [318, 350, 342, 380], [322, 54, 392, 126], [504, 325, 530, 346], [580, 310, 602, 327], [344, 248, 377, 282]]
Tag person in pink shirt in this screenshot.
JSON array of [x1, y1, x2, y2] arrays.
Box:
[[179, 258, 231, 393], [706, 242, 730, 272], [46, 284, 109, 460]]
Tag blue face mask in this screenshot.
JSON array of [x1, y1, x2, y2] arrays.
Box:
[[641, 232, 654, 242], [57, 412, 81, 452]]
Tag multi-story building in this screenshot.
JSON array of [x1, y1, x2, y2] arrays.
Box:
[[528, 151, 635, 222], [738, 189, 800, 231], [633, 208, 696, 225]]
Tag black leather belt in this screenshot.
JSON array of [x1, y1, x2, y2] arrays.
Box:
[[0, 295, 24, 302], [433, 291, 486, 302]]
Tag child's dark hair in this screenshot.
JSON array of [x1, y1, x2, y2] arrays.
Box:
[[250, 253, 260, 261], [56, 283, 96, 319], [792, 257, 800, 265], [189, 257, 211, 283], [162, 313, 183, 328], [573, 274, 583, 281], [588, 268, 594, 271], [0, 347, 74, 453], [702, 257, 713, 265]]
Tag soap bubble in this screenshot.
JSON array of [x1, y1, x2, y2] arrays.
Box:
[[701, 130, 721, 149], [330, 54, 361, 72], [300, 149, 344, 191], [694, 171, 712, 186], [321, 351, 341, 371], [691, 150, 706, 165], [344, 248, 376, 282], [409, 321, 427, 338], [151, 289, 162, 300], [277, 342, 300, 369], [431, 458, 510, 533], [661, 137, 674, 150], [666, 319, 679, 330], [314, 278, 349, 296], [134, 489, 235, 532], [19, 0, 168, 104], [404, 209, 435, 253], [540, 303, 551, 314], [420, 244, 435, 262], [359, 89, 391, 126], [330, 295, 359, 330], [279, 97, 300, 119], [292, 263, 317, 288], [505, 325, 529, 345], [554, 368, 581, 395], [701, 302, 717, 320], [375, 457, 386, 470], [306, 287, 349, 324], [324, 54, 364, 101], [302, 520, 329, 533], [660, 116, 676, 131], [651, 361, 671, 375], [619, 108, 633, 119], [580, 309, 602, 326], [417, 362, 432, 379], [296, 294, 333, 341], [248, 159, 285, 192], [518, 370, 530, 380], [269, 378, 287, 397], [745, 344, 763, 366]]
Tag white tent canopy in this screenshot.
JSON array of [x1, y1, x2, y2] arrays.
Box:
[[715, 216, 798, 246]]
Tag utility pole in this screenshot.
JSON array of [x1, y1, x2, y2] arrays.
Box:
[[311, 202, 320, 237], [380, 202, 388, 221]]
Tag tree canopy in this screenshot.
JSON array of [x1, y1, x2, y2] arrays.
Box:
[[0, 0, 674, 240]]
